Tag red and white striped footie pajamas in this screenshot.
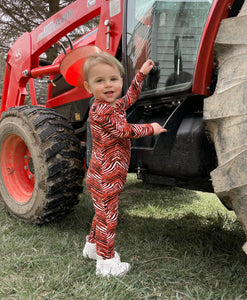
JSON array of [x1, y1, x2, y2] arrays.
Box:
[[86, 71, 154, 259]]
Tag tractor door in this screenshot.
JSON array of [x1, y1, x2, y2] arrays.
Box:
[[123, 0, 218, 191]]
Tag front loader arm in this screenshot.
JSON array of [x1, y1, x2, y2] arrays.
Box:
[[1, 32, 32, 113], [1, 0, 123, 114]]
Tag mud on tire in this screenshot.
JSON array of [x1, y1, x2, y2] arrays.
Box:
[[204, 3, 247, 239], [0, 105, 84, 224]]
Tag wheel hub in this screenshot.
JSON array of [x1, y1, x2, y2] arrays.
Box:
[[1, 133, 35, 203]]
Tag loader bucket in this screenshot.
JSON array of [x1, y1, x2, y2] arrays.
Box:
[[60, 45, 102, 87]]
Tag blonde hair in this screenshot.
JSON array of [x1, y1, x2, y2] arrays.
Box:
[[84, 52, 125, 82]]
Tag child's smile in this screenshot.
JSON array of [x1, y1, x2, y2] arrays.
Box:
[[84, 63, 123, 107]]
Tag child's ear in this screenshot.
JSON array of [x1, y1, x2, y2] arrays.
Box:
[[84, 81, 92, 94]]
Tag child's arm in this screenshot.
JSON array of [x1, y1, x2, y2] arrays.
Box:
[[103, 111, 154, 139], [120, 60, 154, 111], [93, 104, 166, 139]]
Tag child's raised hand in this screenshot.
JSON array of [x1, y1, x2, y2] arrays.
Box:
[[151, 122, 167, 135], [140, 59, 155, 75]]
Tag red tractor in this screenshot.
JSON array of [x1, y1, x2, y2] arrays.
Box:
[[1, 0, 247, 250]]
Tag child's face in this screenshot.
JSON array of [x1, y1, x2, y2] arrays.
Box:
[[84, 63, 123, 106]]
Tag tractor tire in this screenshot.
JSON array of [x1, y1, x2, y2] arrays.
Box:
[[0, 105, 84, 224], [204, 3, 247, 247]]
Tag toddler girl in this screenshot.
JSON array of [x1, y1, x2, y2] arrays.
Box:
[[82, 52, 166, 277]]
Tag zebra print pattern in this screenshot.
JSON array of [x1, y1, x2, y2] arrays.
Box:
[[86, 71, 154, 259]]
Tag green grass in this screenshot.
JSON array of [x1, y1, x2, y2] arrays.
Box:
[[1, 173, 247, 299]]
